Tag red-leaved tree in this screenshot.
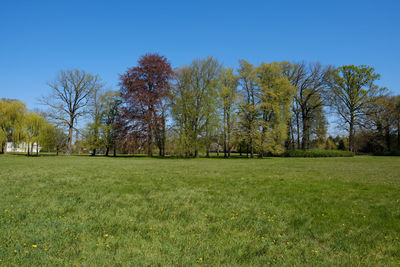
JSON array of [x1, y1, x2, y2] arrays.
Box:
[[119, 54, 174, 156]]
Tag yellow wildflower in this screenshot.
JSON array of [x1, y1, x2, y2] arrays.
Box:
[[32, 244, 37, 248]]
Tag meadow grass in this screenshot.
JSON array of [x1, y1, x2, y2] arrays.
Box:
[[0, 154, 399, 266]]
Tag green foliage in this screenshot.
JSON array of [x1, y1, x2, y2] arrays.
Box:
[[328, 65, 386, 151], [219, 67, 239, 157], [237, 59, 259, 158], [170, 57, 221, 157], [256, 62, 296, 155], [0, 99, 26, 151], [284, 149, 355, 157]]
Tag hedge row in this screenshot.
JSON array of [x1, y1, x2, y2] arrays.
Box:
[[284, 149, 355, 157]]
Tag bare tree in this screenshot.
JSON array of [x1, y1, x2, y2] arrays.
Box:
[[41, 69, 102, 155]]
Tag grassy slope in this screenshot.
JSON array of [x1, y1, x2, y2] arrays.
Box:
[[0, 155, 399, 266]]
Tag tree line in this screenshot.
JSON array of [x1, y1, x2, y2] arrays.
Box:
[[1, 54, 399, 157]]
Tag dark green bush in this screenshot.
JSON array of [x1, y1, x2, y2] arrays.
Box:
[[284, 149, 354, 157], [373, 150, 400, 156]]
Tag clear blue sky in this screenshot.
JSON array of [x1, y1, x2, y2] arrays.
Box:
[[1, 0, 399, 110]]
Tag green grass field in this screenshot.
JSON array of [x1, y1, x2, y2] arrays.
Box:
[[0, 155, 399, 266]]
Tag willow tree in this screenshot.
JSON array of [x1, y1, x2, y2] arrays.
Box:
[[256, 62, 295, 156], [22, 112, 46, 156], [41, 69, 103, 155], [0, 99, 26, 153], [327, 65, 385, 151]]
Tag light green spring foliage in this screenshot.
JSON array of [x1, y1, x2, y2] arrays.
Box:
[[170, 57, 221, 157], [328, 65, 386, 150], [0, 99, 27, 147], [256, 62, 296, 155], [84, 89, 121, 154], [99, 90, 121, 151], [39, 124, 63, 152], [85, 88, 105, 152], [22, 113, 45, 144], [219, 67, 239, 154], [0, 99, 64, 154], [237, 60, 259, 156]]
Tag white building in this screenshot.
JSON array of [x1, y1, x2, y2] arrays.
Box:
[[6, 142, 41, 153]]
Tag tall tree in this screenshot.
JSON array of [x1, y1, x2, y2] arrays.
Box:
[[120, 54, 174, 157], [327, 65, 385, 151], [237, 60, 259, 158], [39, 124, 67, 155], [22, 112, 46, 156], [85, 87, 105, 156], [41, 69, 102, 155], [283, 62, 331, 150], [368, 95, 399, 151], [256, 62, 295, 156], [0, 99, 26, 153], [219, 67, 239, 158], [100, 90, 121, 156], [170, 57, 221, 157]]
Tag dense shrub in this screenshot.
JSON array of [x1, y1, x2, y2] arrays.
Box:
[[284, 149, 354, 157], [373, 150, 400, 156]]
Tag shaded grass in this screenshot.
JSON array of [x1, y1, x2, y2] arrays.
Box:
[[0, 155, 399, 265]]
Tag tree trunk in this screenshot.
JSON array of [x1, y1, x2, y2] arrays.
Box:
[[105, 147, 109, 157], [223, 108, 227, 158], [397, 120, 400, 149], [301, 116, 310, 150], [349, 114, 354, 152], [66, 123, 73, 155], [147, 133, 152, 157], [161, 115, 166, 157], [227, 112, 231, 158], [385, 129, 391, 152], [250, 136, 254, 158], [113, 147, 116, 157], [56, 146, 59, 156], [36, 142, 39, 156]]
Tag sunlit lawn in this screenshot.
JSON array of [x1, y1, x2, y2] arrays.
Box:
[[0, 154, 399, 265]]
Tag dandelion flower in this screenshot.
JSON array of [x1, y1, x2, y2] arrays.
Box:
[[32, 244, 37, 248], [104, 234, 109, 237]]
